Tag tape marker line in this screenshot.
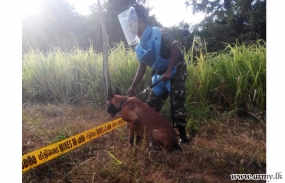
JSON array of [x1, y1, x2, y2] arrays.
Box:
[[22, 118, 126, 173]]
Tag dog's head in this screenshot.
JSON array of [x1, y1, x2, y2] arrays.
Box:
[[106, 87, 122, 118]]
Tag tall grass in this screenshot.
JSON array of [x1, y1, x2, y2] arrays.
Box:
[[22, 40, 266, 116], [22, 44, 151, 106], [185, 39, 266, 117], [22, 47, 102, 104]]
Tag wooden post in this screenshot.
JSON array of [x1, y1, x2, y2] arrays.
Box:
[[97, 0, 109, 101]]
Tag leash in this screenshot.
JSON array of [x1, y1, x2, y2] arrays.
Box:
[[136, 79, 162, 97], [136, 79, 190, 143]]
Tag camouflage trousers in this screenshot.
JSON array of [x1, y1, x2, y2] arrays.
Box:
[[147, 60, 187, 127]]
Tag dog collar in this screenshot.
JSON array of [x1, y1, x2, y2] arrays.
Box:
[[119, 98, 128, 110]]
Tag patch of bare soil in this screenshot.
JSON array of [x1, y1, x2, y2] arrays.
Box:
[[22, 104, 266, 183]]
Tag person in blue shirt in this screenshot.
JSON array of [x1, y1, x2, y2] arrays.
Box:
[[118, 5, 189, 144]]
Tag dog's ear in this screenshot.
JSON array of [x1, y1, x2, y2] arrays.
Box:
[[107, 88, 114, 101], [114, 87, 121, 95]]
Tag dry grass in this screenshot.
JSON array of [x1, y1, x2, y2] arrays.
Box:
[[22, 104, 266, 183]]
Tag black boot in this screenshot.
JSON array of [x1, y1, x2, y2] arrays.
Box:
[[178, 126, 189, 144]]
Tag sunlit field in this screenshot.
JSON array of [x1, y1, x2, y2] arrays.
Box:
[[22, 40, 266, 182], [23, 40, 266, 115]]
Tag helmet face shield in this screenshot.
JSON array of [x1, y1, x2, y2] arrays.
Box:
[[118, 7, 138, 45]]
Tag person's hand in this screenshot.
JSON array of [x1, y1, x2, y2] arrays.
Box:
[[127, 87, 136, 97], [161, 71, 171, 82]]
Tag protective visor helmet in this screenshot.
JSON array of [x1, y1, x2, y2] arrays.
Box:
[[118, 7, 138, 45]]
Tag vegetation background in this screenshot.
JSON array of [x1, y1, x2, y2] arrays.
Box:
[[22, 0, 267, 119], [19, 0, 271, 182], [22, 0, 266, 54]]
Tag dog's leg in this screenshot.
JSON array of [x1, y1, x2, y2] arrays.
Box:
[[135, 136, 142, 145], [129, 119, 144, 146], [128, 126, 135, 147], [173, 143, 183, 152], [122, 111, 140, 148], [148, 138, 162, 152], [127, 121, 139, 148], [151, 129, 182, 153], [148, 129, 163, 152]]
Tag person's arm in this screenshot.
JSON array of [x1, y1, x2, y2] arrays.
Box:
[[160, 29, 180, 81], [127, 63, 146, 96], [161, 44, 180, 81]]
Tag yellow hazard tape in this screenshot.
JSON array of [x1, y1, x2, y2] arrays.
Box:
[[22, 118, 126, 173]]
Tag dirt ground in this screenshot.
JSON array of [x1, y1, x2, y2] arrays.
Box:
[[22, 104, 266, 183]]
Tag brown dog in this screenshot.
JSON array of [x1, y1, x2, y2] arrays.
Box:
[[107, 89, 182, 153]]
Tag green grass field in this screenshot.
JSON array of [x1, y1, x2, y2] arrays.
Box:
[[22, 40, 266, 182], [23, 40, 266, 118]]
